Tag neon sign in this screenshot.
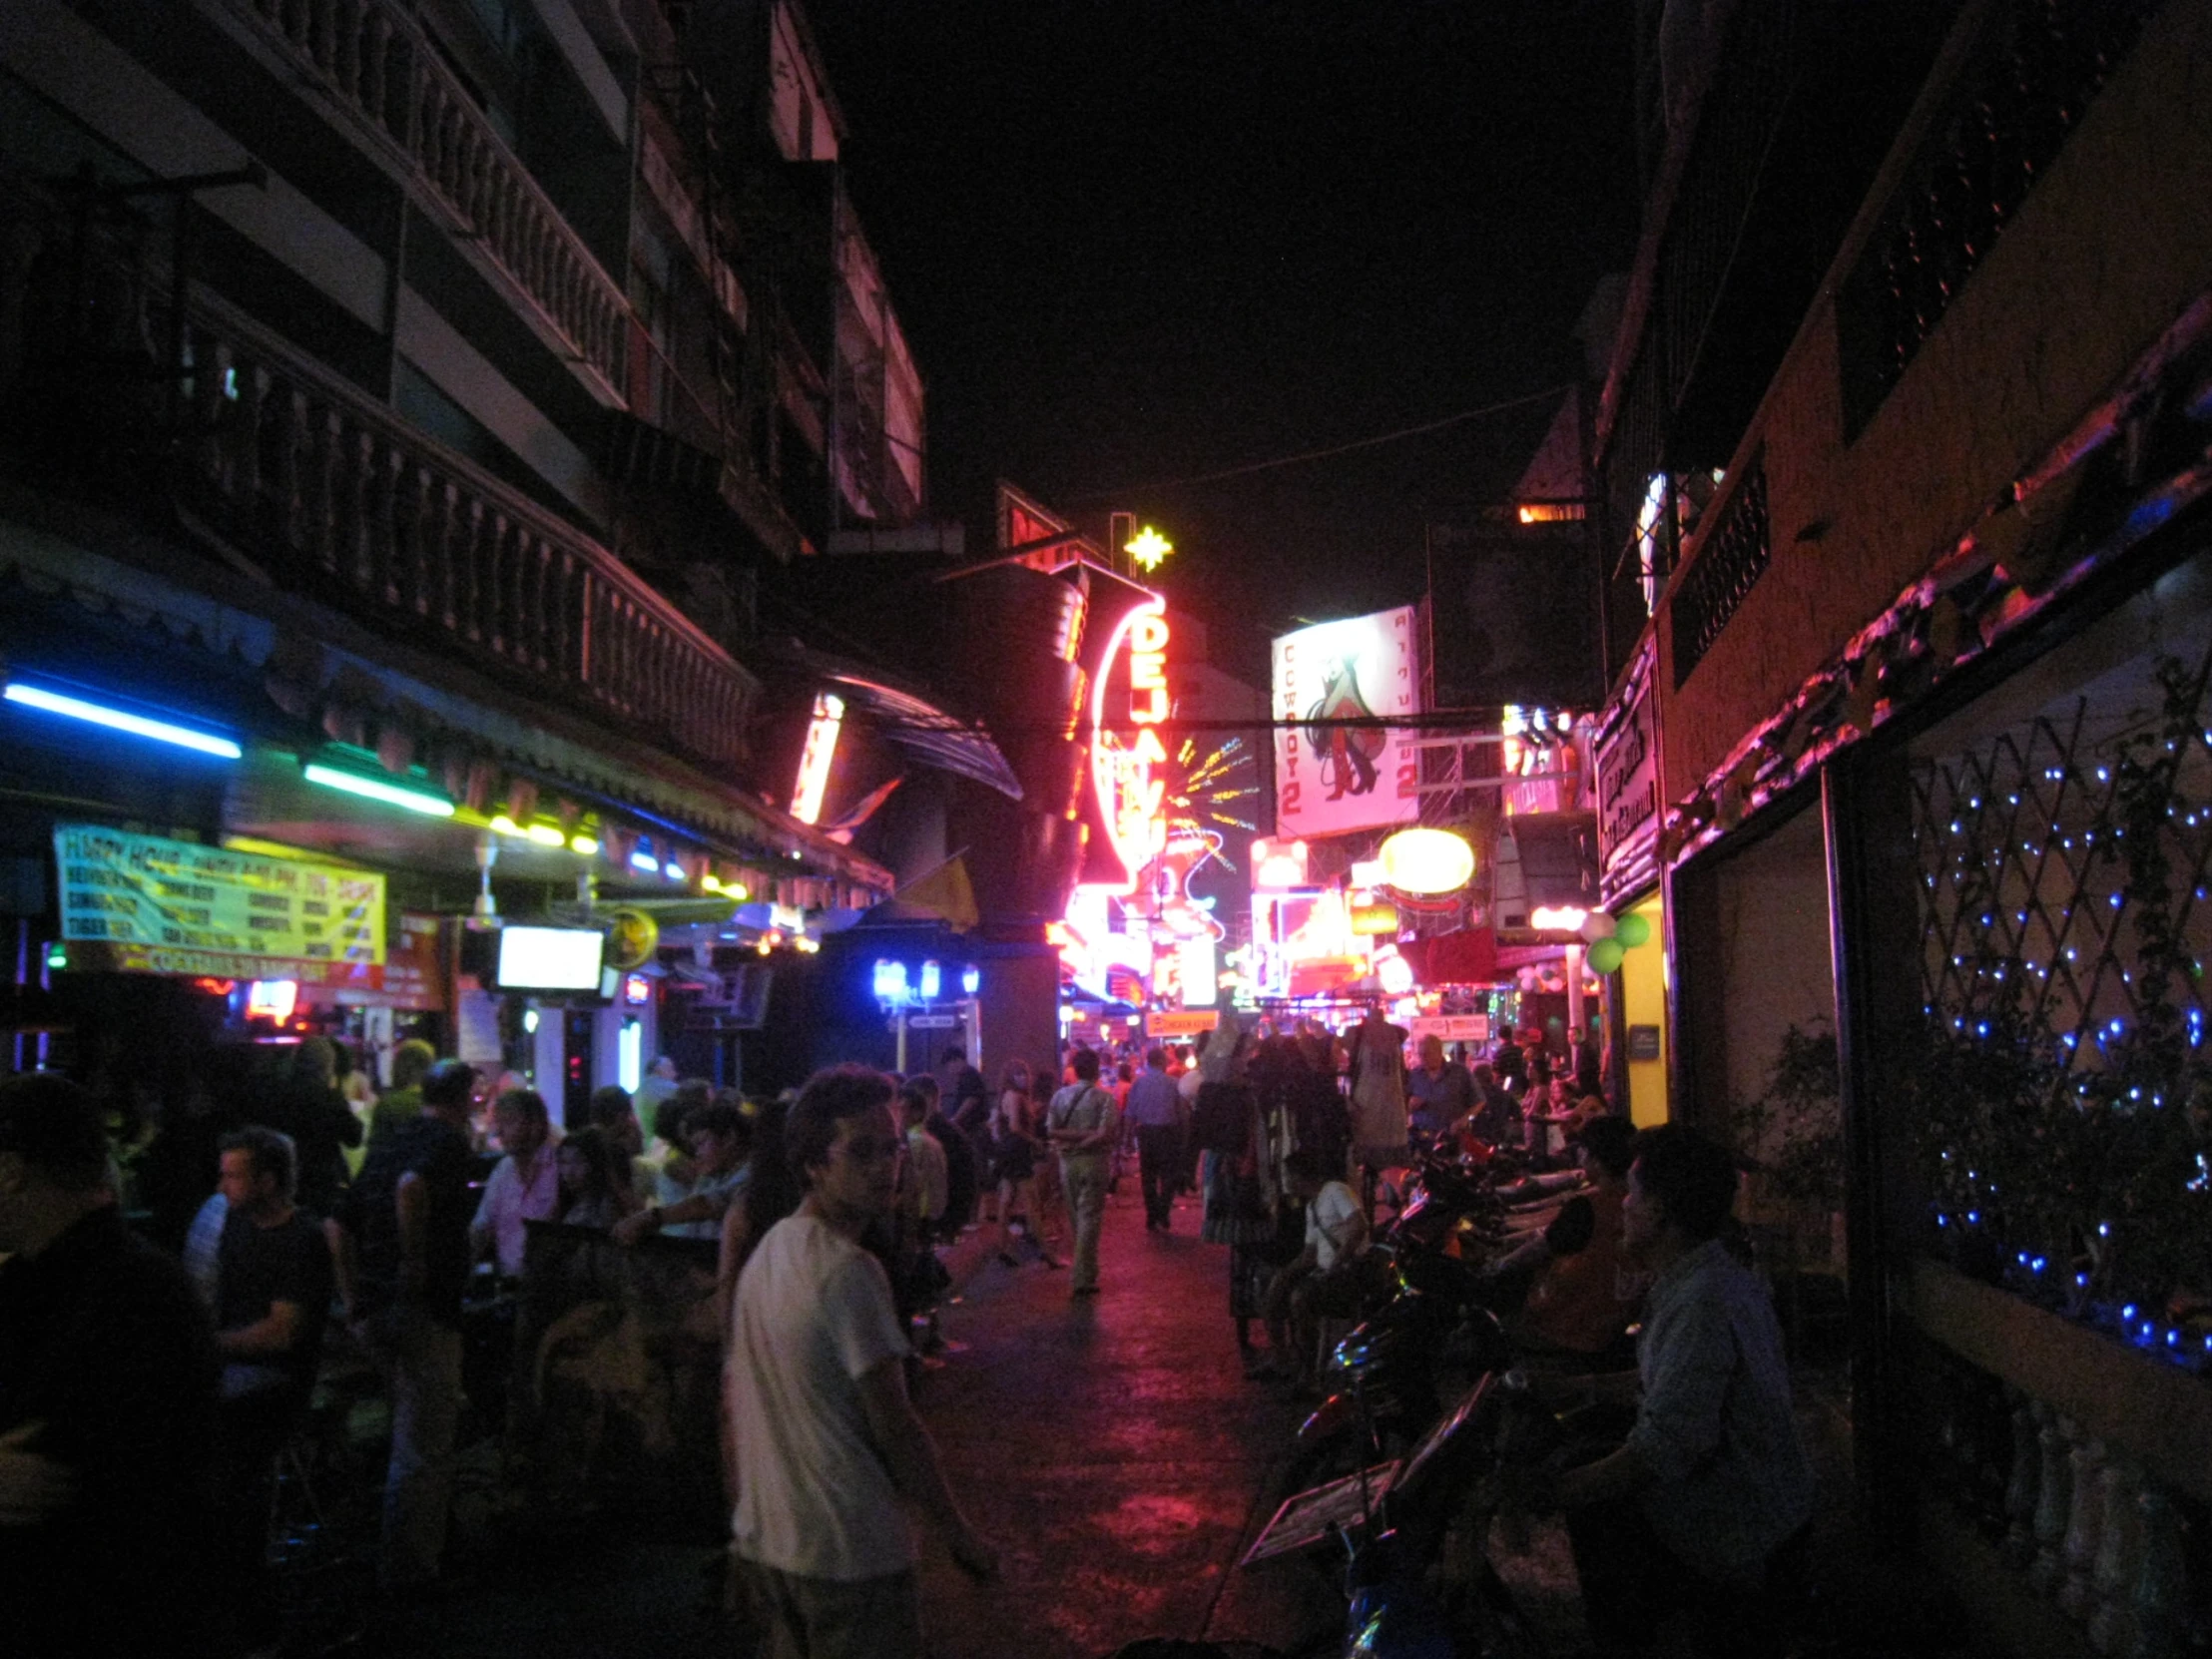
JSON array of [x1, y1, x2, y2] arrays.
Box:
[[1124, 526, 1174, 573], [791, 693, 845, 826], [1088, 598, 1171, 891]]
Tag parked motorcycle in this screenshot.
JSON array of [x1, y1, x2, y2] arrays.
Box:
[[1246, 1371, 1570, 1659], [1289, 1148, 1586, 1490]]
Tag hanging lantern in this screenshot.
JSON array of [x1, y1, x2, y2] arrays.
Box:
[[1614, 912, 1652, 948], [1588, 937, 1626, 974], [1378, 828, 1475, 895]]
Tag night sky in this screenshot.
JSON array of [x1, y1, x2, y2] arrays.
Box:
[[807, 0, 1641, 684]]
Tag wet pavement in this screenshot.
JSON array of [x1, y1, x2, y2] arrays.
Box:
[[413, 1176, 1339, 1659], [908, 1182, 1330, 1659]]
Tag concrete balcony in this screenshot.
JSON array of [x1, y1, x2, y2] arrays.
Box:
[[169, 286, 756, 774], [226, 0, 628, 402]]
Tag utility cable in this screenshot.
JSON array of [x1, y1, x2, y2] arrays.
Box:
[[1065, 383, 1574, 501]]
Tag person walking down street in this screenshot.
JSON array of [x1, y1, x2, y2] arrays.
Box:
[[1125, 1046, 1183, 1234], [1026, 1067, 1066, 1247], [986, 1061, 1055, 1268], [334, 1058, 478, 1599], [1047, 1048, 1121, 1298], [0, 1072, 221, 1659], [727, 1065, 999, 1658], [936, 1045, 993, 1223], [1534, 1124, 1814, 1658], [914, 1077, 980, 1240]]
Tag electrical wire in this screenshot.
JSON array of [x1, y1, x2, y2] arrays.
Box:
[[1064, 384, 1574, 501]]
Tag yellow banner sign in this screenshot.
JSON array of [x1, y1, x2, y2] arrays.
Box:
[[56, 825, 385, 986]]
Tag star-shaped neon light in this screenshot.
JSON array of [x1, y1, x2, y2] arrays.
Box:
[[1125, 526, 1174, 572]]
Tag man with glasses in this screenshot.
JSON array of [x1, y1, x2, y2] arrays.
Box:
[[727, 1064, 998, 1659]]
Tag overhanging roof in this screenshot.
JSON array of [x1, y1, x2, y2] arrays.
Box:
[[787, 647, 1023, 801]]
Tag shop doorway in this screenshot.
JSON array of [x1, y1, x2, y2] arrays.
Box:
[[1675, 801, 1848, 1362]]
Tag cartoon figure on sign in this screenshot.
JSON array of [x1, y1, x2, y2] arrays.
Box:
[[1305, 656, 1384, 802]]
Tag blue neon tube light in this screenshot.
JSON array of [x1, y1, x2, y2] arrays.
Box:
[[4, 682, 242, 760]]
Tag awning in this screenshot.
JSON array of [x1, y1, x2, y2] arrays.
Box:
[[777, 645, 1023, 801], [1397, 927, 1499, 984]]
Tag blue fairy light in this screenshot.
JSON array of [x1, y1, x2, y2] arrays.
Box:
[[2099, 1223, 2112, 1238], [1966, 1211, 1980, 1224], [2123, 1303, 2138, 1320]]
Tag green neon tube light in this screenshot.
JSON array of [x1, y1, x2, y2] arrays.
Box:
[[302, 763, 456, 818]]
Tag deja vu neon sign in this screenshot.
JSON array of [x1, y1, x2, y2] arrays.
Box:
[[1089, 597, 1170, 891]]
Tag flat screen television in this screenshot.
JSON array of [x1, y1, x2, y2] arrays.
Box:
[[495, 925, 605, 992]]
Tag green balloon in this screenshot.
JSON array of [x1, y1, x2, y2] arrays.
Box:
[[1614, 912, 1652, 949], [1587, 937, 1626, 974]]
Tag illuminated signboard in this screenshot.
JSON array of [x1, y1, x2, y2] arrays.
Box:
[[1088, 597, 1171, 892], [54, 825, 385, 986], [790, 692, 845, 826], [1270, 606, 1420, 838]]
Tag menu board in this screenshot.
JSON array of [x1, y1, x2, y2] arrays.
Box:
[[55, 825, 385, 986]]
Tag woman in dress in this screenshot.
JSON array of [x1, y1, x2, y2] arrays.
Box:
[[1349, 1006, 1411, 1213], [989, 1059, 1060, 1268], [1026, 1066, 1066, 1248], [1198, 1024, 1282, 1368]]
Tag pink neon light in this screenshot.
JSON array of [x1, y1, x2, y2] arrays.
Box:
[[1082, 595, 1168, 895]]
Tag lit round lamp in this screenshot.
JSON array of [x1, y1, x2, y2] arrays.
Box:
[[1614, 912, 1652, 949], [1587, 937, 1626, 974], [1378, 828, 1475, 895], [1377, 953, 1415, 995]]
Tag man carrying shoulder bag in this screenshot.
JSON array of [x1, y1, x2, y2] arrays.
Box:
[[1046, 1050, 1121, 1299]]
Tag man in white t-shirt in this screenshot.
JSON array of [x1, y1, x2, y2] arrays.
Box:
[[726, 1065, 997, 1658], [1259, 1146, 1371, 1384]]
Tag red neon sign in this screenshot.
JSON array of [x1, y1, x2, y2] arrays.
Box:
[[1088, 597, 1170, 892]]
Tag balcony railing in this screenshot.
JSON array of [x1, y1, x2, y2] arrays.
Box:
[[1835, 0, 2163, 440], [166, 287, 754, 771], [1668, 452, 1769, 689], [0, 159, 756, 778], [231, 0, 627, 395]]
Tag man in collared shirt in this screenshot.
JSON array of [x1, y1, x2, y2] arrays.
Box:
[[1543, 1124, 1812, 1657], [1124, 1047, 1183, 1233], [470, 1088, 560, 1280]]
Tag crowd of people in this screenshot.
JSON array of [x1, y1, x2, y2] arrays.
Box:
[[0, 1007, 1812, 1659]]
